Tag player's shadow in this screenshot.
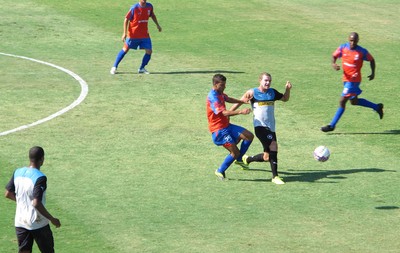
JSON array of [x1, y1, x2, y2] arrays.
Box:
[[116, 70, 245, 75], [328, 129, 400, 135], [238, 167, 395, 183], [281, 168, 394, 183], [375, 206, 399, 210]]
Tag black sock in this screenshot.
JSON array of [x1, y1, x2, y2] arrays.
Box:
[[269, 151, 278, 178], [247, 153, 265, 163]]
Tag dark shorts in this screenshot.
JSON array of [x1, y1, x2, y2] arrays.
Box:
[[254, 126, 277, 153], [16, 224, 54, 253]]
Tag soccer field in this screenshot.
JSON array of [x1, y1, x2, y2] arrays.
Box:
[[1, 0, 399, 252]]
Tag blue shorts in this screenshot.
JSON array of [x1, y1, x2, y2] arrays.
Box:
[[342, 82, 362, 99], [212, 124, 246, 147], [125, 38, 152, 50]]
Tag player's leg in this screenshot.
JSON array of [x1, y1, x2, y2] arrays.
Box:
[[321, 96, 349, 132], [110, 42, 131, 74], [246, 126, 270, 163], [237, 128, 253, 161], [16, 227, 35, 253], [215, 144, 239, 180], [32, 225, 55, 253], [228, 126, 253, 170], [212, 129, 237, 179], [268, 140, 279, 177], [351, 96, 384, 119], [138, 39, 153, 73]]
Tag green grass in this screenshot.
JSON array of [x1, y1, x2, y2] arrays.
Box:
[[1, 0, 399, 252]]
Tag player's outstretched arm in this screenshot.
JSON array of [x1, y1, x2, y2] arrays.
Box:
[[230, 90, 252, 111]]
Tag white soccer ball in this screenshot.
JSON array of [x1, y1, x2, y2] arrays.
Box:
[[313, 146, 330, 162]]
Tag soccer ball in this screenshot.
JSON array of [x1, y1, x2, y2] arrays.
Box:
[[313, 146, 330, 162]]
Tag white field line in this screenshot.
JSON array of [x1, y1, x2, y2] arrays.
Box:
[[0, 52, 89, 136]]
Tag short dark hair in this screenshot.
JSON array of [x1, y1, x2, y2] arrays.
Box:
[[29, 146, 45, 162], [212, 74, 226, 85]]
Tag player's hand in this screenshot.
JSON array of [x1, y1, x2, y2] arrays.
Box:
[[121, 34, 127, 42], [368, 73, 375, 81], [240, 108, 251, 115], [157, 25, 162, 32], [285, 81, 292, 89], [51, 218, 61, 228], [332, 63, 340, 71]]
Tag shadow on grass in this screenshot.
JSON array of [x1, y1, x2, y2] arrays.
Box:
[[237, 168, 395, 183], [375, 206, 399, 210], [115, 70, 245, 75], [327, 129, 400, 135]]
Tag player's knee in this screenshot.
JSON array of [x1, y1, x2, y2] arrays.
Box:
[[263, 152, 270, 161], [350, 99, 358, 105]]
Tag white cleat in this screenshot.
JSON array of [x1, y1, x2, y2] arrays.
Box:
[[138, 68, 150, 74], [110, 67, 116, 75]]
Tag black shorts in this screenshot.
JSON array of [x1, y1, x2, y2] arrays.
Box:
[[16, 224, 54, 253], [254, 126, 277, 153]]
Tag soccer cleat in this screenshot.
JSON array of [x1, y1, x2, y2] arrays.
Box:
[[376, 103, 384, 119], [138, 68, 150, 74], [215, 170, 226, 181], [234, 160, 250, 170], [321, 125, 335, 132], [272, 176, 285, 185], [110, 67, 117, 75], [242, 154, 249, 165]]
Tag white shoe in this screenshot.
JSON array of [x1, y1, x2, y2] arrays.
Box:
[[110, 67, 116, 75], [272, 176, 285, 185], [138, 68, 150, 74]]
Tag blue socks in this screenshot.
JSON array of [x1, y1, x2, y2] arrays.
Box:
[[357, 98, 378, 110], [237, 139, 252, 161], [113, 51, 152, 70], [217, 154, 235, 173], [330, 99, 378, 127], [217, 139, 252, 173], [330, 107, 345, 127], [113, 50, 126, 68], [140, 53, 151, 69]]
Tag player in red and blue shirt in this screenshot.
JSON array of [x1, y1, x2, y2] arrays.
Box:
[[110, 0, 162, 75], [321, 32, 384, 132], [206, 74, 254, 180]]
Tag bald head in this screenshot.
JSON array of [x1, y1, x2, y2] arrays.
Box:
[[348, 32, 359, 49]]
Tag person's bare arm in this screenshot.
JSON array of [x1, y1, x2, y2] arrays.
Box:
[[5, 190, 16, 201], [230, 89, 253, 111], [368, 59, 375, 81], [32, 198, 61, 228], [281, 81, 292, 102], [151, 13, 162, 32], [121, 18, 129, 41]]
